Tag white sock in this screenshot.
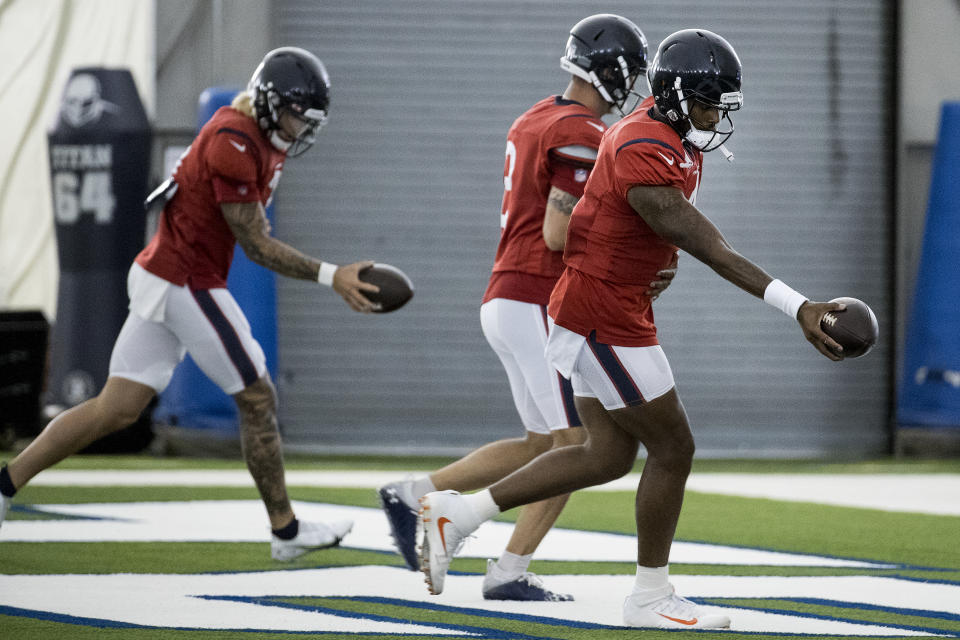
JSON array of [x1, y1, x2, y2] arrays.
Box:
[[495, 551, 532, 578], [392, 478, 426, 510], [411, 476, 436, 503], [461, 489, 501, 529], [632, 564, 670, 597]]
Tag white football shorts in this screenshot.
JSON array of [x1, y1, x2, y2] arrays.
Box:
[[108, 263, 266, 395], [480, 297, 581, 434], [545, 320, 675, 411]]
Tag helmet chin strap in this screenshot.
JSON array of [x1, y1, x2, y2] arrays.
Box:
[[269, 131, 292, 152], [684, 124, 735, 161], [683, 126, 714, 150]]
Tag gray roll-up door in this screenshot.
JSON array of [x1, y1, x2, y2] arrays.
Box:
[[273, 0, 892, 457]]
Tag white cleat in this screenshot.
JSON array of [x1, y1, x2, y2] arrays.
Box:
[[0, 493, 9, 531], [417, 490, 478, 595], [271, 519, 353, 562], [623, 585, 731, 629]]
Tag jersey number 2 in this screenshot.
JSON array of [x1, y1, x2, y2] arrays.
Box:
[[501, 140, 517, 229]]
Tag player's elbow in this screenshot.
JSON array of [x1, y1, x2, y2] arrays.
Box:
[[237, 235, 268, 266], [543, 232, 565, 252]]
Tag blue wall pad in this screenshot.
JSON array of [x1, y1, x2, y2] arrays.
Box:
[[898, 101, 960, 429]]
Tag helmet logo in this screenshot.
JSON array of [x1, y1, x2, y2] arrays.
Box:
[[62, 74, 118, 128]]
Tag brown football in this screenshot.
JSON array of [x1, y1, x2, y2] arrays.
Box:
[[358, 263, 414, 313], [820, 297, 878, 358]]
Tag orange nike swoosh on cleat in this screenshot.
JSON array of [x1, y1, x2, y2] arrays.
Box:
[[437, 517, 452, 552], [657, 613, 698, 626]]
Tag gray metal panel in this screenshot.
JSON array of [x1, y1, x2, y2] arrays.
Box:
[[273, 0, 892, 457]]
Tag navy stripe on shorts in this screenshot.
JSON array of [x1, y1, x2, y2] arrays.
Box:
[[541, 306, 582, 427], [191, 289, 259, 388], [557, 371, 582, 427], [586, 330, 645, 406]]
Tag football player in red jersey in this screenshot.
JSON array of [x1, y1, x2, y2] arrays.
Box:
[[415, 30, 846, 626], [378, 15, 676, 601], [0, 48, 378, 560]]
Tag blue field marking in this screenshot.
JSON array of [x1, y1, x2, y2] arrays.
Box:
[[339, 596, 617, 629], [0, 599, 488, 638], [0, 604, 147, 629], [197, 594, 572, 639], [885, 573, 960, 586], [787, 598, 960, 624], [9, 504, 126, 522], [697, 597, 960, 637], [674, 536, 927, 571]]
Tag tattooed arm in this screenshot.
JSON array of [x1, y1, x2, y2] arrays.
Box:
[[221, 201, 378, 312], [542, 186, 579, 251], [222, 201, 319, 280]]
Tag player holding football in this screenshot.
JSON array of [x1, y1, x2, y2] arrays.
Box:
[[0, 48, 379, 560], [415, 30, 846, 627], [378, 15, 676, 601]]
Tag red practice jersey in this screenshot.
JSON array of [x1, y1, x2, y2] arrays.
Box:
[[482, 96, 605, 305], [136, 106, 285, 289], [549, 97, 702, 346]]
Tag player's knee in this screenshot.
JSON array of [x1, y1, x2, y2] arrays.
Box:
[[91, 395, 145, 435], [606, 449, 637, 480], [552, 427, 586, 449], [113, 406, 143, 430], [583, 439, 635, 482], [673, 431, 695, 464], [654, 431, 695, 475], [523, 431, 553, 457], [234, 377, 277, 423]]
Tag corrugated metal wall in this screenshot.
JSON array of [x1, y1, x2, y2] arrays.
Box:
[[272, 0, 892, 457]]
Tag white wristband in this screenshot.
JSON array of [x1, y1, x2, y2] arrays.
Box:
[[764, 279, 807, 319], [317, 261, 338, 287]]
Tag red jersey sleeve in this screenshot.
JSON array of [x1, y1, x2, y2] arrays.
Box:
[[548, 152, 594, 198], [545, 114, 604, 198], [614, 139, 686, 196], [206, 129, 263, 203]]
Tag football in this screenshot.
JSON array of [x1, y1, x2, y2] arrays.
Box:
[[358, 263, 414, 313], [820, 297, 878, 359]]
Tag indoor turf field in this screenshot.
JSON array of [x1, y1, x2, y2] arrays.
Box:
[[1, 455, 959, 640]]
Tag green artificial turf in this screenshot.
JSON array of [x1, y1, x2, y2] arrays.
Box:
[[0, 456, 958, 639]]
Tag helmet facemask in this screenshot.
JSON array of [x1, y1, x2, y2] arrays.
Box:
[[248, 47, 331, 157], [561, 53, 648, 117], [597, 57, 649, 117], [256, 84, 329, 157], [665, 76, 742, 156]]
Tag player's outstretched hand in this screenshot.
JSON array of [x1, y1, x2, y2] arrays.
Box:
[[797, 300, 846, 361], [333, 260, 380, 313], [647, 252, 679, 300]]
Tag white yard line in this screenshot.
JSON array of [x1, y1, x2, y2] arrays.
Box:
[[26, 469, 960, 516], [0, 499, 894, 568], [0, 568, 954, 636]]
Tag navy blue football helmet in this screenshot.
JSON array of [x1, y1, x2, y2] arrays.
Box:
[[560, 14, 649, 116], [647, 29, 743, 153], [249, 47, 330, 156]]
